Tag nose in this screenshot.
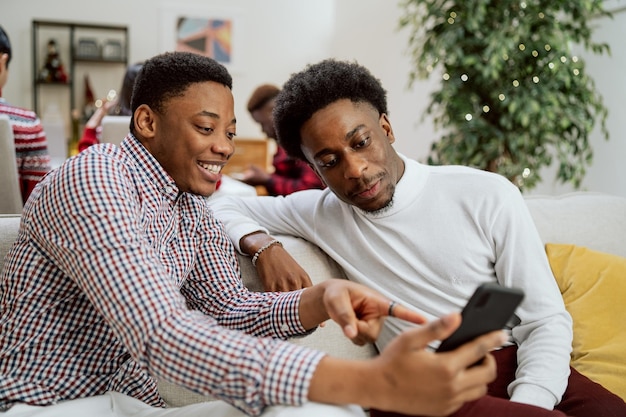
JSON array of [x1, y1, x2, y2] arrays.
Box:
[[343, 152, 367, 179], [214, 133, 235, 159]]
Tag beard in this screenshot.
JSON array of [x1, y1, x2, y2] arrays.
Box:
[[363, 182, 395, 215]]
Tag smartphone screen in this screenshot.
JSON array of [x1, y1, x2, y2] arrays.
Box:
[[436, 283, 524, 353]]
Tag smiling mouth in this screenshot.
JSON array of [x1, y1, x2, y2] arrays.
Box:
[[197, 161, 223, 175]]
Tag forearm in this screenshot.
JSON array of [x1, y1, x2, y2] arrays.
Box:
[[84, 106, 108, 129], [308, 356, 380, 408], [509, 315, 572, 408]]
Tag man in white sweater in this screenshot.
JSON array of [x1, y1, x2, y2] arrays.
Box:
[[210, 59, 626, 417]]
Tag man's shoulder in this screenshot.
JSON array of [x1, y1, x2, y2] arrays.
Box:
[[0, 102, 39, 122], [55, 144, 134, 181], [428, 164, 514, 186]]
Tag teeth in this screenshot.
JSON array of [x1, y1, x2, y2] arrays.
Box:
[[198, 162, 222, 174]]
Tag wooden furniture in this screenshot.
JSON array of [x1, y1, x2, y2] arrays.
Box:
[[222, 137, 275, 176], [222, 137, 276, 196]]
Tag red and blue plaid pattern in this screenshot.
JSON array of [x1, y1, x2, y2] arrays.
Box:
[[266, 147, 324, 196]]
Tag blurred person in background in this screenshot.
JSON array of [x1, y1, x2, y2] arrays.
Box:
[[78, 62, 143, 152], [0, 25, 51, 204], [238, 84, 324, 195]]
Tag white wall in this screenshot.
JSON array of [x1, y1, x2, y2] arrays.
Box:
[[1, 0, 337, 139], [331, 0, 438, 161], [2, 0, 625, 197]]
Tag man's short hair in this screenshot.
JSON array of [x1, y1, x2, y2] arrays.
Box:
[[0, 26, 12, 69], [247, 84, 280, 114], [273, 59, 388, 161], [129, 52, 232, 133]]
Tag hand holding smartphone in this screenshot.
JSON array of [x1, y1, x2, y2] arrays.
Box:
[[436, 283, 524, 354]]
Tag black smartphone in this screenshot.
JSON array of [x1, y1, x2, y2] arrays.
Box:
[[436, 283, 524, 353]]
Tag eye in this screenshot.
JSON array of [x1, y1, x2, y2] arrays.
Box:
[[318, 156, 338, 169], [227, 131, 237, 140], [198, 125, 214, 134], [354, 136, 370, 149]]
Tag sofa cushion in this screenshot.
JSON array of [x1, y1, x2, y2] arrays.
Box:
[[546, 243, 626, 401]]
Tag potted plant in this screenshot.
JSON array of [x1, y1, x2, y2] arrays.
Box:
[[399, 0, 612, 190]]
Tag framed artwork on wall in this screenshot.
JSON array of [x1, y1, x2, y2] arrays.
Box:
[[176, 17, 232, 64], [159, 3, 243, 73]]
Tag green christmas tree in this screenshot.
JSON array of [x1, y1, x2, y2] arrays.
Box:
[[399, 0, 612, 190]]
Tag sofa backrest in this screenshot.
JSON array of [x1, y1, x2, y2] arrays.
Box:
[[525, 192, 626, 258], [101, 115, 131, 146], [2, 192, 625, 273]]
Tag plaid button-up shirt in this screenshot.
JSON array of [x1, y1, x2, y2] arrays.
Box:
[[0, 135, 323, 416]]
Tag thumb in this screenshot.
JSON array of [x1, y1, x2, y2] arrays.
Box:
[[404, 312, 462, 350]]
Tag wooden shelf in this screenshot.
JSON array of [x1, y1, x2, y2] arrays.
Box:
[[31, 20, 129, 122]]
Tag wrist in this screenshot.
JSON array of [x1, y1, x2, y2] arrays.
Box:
[[240, 231, 275, 257], [85, 107, 107, 129], [509, 384, 557, 410], [251, 239, 282, 267]]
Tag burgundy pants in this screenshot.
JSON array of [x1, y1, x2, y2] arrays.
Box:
[[370, 345, 626, 417]]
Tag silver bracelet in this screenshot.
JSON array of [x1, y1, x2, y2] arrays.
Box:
[[251, 239, 283, 267]]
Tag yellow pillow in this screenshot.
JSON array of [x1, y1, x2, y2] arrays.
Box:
[[546, 243, 626, 401]]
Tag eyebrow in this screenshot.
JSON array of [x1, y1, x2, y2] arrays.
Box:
[[312, 123, 366, 160], [198, 110, 236, 125]]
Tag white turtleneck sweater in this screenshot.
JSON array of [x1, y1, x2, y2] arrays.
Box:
[[210, 154, 573, 410]]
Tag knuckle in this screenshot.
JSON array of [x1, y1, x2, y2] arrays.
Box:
[[438, 361, 457, 380]]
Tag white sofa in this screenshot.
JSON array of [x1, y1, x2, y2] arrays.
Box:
[[1, 191, 625, 406]]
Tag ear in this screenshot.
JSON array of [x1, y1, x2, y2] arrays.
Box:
[[133, 104, 157, 140], [379, 113, 396, 145], [0, 53, 8, 73]]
